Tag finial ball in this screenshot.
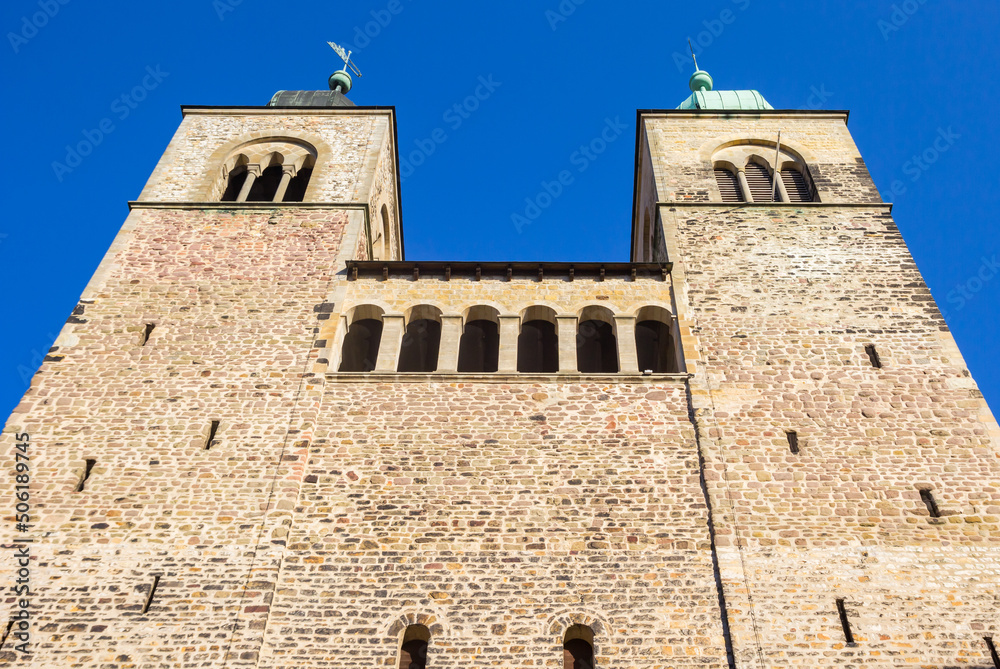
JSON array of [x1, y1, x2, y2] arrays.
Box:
[[689, 70, 713, 93], [329, 70, 353, 94]]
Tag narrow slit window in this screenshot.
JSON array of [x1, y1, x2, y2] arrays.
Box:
[[786, 431, 800, 454], [836, 599, 855, 644], [865, 344, 882, 369], [204, 421, 220, 451], [140, 323, 155, 347], [76, 458, 96, 492], [141, 575, 160, 614], [0, 619, 14, 650], [985, 637, 999, 669], [919, 488, 941, 518]]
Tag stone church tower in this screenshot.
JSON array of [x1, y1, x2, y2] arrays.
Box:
[[2, 65, 999, 668]]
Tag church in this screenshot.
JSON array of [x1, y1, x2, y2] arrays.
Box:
[[3, 59, 999, 668]]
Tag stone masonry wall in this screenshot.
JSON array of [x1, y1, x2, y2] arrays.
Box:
[[662, 203, 1000, 668], [1, 207, 350, 667], [258, 380, 729, 668]]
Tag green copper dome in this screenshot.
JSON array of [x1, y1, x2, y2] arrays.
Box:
[[676, 69, 773, 111]]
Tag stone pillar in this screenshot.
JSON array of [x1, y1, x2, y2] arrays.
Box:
[[614, 315, 639, 374], [237, 165, 261, 202], [736, 169, 753, 203], [437, 315, 464, 373], [273, 165, 296, 202], [375, 315, 405, 372], [498, 315, 520, 373], [774, 169, 791, 203], [556, 315, 578, 374]]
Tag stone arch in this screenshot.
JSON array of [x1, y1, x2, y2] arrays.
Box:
[[634, 305, 680, 373], [399, 305, 443, 373], [199, 130, 332, 202], [704, 135, 821, 203], [576, 305, 618, 374], [518, 305, 559, 374], [545, 610, 610, 666], [374, 204, 392, 261], [338, 304, 385, 372], [458, 305, 501, 373]]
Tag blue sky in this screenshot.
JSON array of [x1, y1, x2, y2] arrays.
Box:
[[1, 1, 998, 416]]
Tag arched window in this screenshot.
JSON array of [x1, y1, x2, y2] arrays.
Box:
[[634, 306, 679, 373], [563, 625, 594, 669], [744, 161, 777, 202], [780, 165, 814, 202], [714, 166, 745, 202], [458, 306, 500, 373], [518, 306, 559, 373], [398, 624, 429, 669], [398, 306, 442, 373], [213, 139, 317, 203], [339, 306, 385, 372], [221, 156, 250, 202], [283, 156, 315, 202], [247, 159, 284, 202], [577, 306, 618, 374]]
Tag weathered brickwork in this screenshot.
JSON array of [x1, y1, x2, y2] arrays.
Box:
[[2, 97, 997, 669]]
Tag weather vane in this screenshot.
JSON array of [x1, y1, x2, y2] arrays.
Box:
[[327, 41, 363, 94]]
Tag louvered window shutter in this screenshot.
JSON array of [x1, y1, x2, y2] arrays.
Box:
[[780, 167, 813, 202], [744, 163, 776, 202], [714, 168, 744, 202]]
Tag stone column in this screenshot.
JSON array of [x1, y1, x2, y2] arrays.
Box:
[[614, 315, 639, 374], [437, 315, 464, 373], [498, 315, 520, 373], [273, 165, 296, 202], [236, 165, 261, 202], [737, 169, 753, 203], [774, 169, 791, 203], [375, 315, 405, 372], [556, 315, 578, 374]]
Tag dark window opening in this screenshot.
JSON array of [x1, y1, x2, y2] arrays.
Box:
[[458, 319, 499, 373], [836, 599, 855, 644], [919, 489, 941, 518], [397, 319, 441, 373], [715, 168, 744, 202], [635, 320, 678, 373], [985, 637, 999, 669], [0, 619, 14, 651], [141, 575, 160, 615], [781, 167, 814, 202], [745, 162, 777, 202], [577, 320, 618, 373], [246, 165, 283, 202], [284, 167, 313, 202], [205, 421, 220, 451], [786, 431, 800, 454], [564, 638, 594, 669], [518, 320, 559, 373], [140, 323, 155, 347], [221, 166, 248, 202], [399, 640, 427, 669], [339, 318, 384, 372], [76, 458, 96, 492], [865, 344, 882, 369], [399, 625, 429, 669]]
